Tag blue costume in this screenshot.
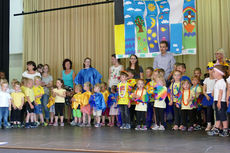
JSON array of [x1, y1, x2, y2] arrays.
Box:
[[107, 93, 118, 108], [74, 68, 102, 86], [89, 92, 106, 111]]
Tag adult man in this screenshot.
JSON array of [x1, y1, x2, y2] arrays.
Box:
[[153, 41, 176, 80]]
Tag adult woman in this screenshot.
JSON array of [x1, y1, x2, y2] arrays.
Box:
[[41, 64, 53, 123], [61, 59, 76, 124], [74, 57, 102, 86], [126, 54, 144, 79], [22, 61, 41, 80], [213, 48, 227, 65], [108, 54, 124, 89]]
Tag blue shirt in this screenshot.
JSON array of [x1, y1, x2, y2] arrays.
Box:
[[153, 52, 176, 79], [62, 70, 74, 88]]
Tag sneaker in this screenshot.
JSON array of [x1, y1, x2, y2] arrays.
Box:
[[172, 125, 179, 130], [120, 124, 126, 129], [95, 123, 101, 128], [194, 125, 201, 131], [152, 125, 159, 130], [109, 123, 114, 127], [70, 121, 77, 126], [207, 128, 219, 136], [30, 122, 37, 128], [60, 123, 64, 127], [25, 123, 31, 129], [86, 123, 91, 127], [101, 123, 105, 126], [53, 122, 58, 127], [158, 125, 165, 131], [205, 125, 212, 131], [141, 125, 147, 131], [188, 126, 194, 132], [116, 123, 121, 127], [49, 122, 54, 126], [135, 125, 141, 130], [219, 129, 229, 137], [35, 121, 40, 126], [80, 123, 86, 127], [13, 124, 18, 128], [41, 122, 48, 127], [125, 124, 131, 129]]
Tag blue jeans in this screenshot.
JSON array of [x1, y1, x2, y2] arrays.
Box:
[[0, 107, 9, 127], [42, 94, 50, 120]]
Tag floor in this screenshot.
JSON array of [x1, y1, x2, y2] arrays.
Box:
[[0, 126, 230, 153]]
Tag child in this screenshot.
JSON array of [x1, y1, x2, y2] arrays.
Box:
[[24, 78, 36, 128], [177, 63, 191, 83], [81, 82, 92, 127], [37, 64, 44, 75], [9, 79, 18, 93], [208, 65, 228, 137], [47, 94, 55, 125], [10, 81, 24, 128], [180, 80, 195, 131], [33, 76, 46, 126], [226, 65, 230, 128], [127, 69, 137, 127], [53, 79, 66, 127], [0, 81, 12, 129], [130, 79, 148, 130], [145, 67, 154, 84], [108, 85, 118, 127], [169, 70, 182, 130], [101, 82, 110, 126], [152, 75, 167, 131], [89, 84, 106, 128], [71, 85, 83, 126], [202, 63, 215, 131], [191, 76, 203, 130], [167, 63, 180, 85], [146, 69, 158, 128], [194, 67, 204, 85], [117, 71, 131, 129]]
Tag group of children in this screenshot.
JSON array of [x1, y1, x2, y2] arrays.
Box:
[[0, 60, 230, 137]]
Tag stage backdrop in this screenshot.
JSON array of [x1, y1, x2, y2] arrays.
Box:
[[115, 0, 197, 58], [23, 0, 230, 80]]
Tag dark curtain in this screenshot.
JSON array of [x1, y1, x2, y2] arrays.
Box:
[[0, 0, 10, 80]]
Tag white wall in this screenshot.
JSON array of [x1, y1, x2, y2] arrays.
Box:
[[9, 0, 24, 82]]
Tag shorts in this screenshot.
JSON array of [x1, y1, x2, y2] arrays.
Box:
[[55, 103, 65, 116], [214, 101, 227, 121], [73, 109, 82, 118], [34, 104, 42, 114], [26, 102, 35, 113], [102, 108, 110, 116], [93, 108, 102, 117], [49, 105, 55, 113]]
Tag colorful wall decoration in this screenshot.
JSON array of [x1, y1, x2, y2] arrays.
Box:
[[115, 0, 197, 58]]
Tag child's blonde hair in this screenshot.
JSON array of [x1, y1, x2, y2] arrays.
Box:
[[11, 79, 18, 86], [191, 76, 200, 82], [84, 82, 92, 90], [13, 81, 21, 87], [181, 79, 191, 88], [1, 79, 8, 86], [25, 78, 33, 86], [34, 76, 42, 81], [155, 75, 166, 86], [93, 83, 101, 93], [75, 84, 83, 92]]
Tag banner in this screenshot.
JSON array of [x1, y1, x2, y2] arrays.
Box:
[[115, 0, 197, 58]]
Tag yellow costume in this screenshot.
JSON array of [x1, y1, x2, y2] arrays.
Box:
[[72, 93, 83, 110]]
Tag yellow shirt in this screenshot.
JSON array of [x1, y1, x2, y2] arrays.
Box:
[[101, 90, 110, 106], [81, 91, 92, 106], [24, 87, 35, 102], [117, 82, 130, 105], [21, 86, 26, 94], [169, 82, 181, 102], [135, 89, 147, 111], [53, 88, 66, 103], [11, 92, 25, 107], [181, 90, 195, 110], [72, 93, 83, 109], [33, 86, 45, 105]]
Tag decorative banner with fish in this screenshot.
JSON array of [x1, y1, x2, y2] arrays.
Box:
[[115, 0, 197, 58]]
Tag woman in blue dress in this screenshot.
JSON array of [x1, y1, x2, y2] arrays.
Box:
[[74, 57, 102, 87]]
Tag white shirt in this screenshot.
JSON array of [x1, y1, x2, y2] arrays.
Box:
[[109, 65, 123, 88], [227, 76, 230, 84], [214, 79, 226, 102], [203, 78, 216, 94], [0, 91, 11, 107], [154, 99, 166, 108], [22, 71, 41, 80]]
